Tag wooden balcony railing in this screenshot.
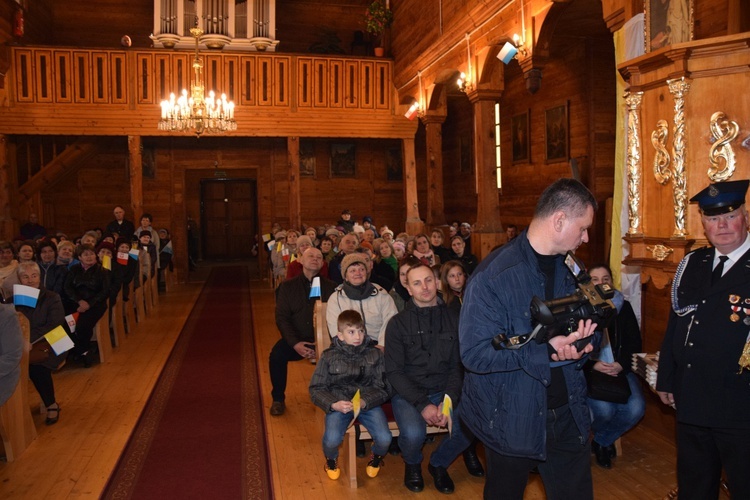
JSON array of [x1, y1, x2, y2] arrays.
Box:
[[4, 46, 413, 139]]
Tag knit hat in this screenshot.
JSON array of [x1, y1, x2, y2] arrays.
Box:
[[362, 215, 373, 223], [96, 241, 116, 254], [341, 253, 369, 277], [392, 240, 406, 252], [325, 228, 340, 237], [275, 230, 287, 240], [359, 241, 373, 251], [295, 235, 313, 249], [381, 229, 394, 238], [352, 223, 365, 234]]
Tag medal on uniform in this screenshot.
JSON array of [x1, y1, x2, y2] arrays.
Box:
[[744, 308, 750, 325], [738, 333, 750, 374], [730, 305, 741, 322], [729, 294, 741, 304]]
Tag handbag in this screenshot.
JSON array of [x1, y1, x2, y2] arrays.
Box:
[[586, 369, 631, 404], [29, 338, 52, 365]]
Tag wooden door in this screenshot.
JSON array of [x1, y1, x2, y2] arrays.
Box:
[[201, 179, 257, 260]]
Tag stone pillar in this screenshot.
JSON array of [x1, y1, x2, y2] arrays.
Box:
[[421, 114, 447, 226], [466, 90, 505, 259], [128, 136, 143, 222], [287, 136, 301, 230], [402, 137, 424, 235]]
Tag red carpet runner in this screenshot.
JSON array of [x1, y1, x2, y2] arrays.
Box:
[[103, 266, 273, 499]]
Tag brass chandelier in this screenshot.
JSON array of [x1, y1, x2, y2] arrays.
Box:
[[158, 26, 236, 136]]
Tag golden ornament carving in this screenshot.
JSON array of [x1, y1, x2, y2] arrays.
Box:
[[707, 111, 738, 182], [625, 91, 644, 235], [652, 119, 671, 185], [646, 243, 674, 261], [668, 77, 690, 238]]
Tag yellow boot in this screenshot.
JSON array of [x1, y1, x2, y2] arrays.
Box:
[[325, 458, 340, 480]]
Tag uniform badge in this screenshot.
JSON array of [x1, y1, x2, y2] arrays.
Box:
[[709, 185, 720, 197], [729, 294, 741, 304]]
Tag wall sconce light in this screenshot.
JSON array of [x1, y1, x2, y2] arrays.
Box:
[[457, 72, 468, 93], [497, 34, 527, 65], [404, 101, 420, 120]]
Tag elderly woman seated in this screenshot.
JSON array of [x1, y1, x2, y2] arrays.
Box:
[[2, 240, 37, 300], [63, 244, 110, 367], [14, 261, 67, 425], [0, 240, 19, 300]]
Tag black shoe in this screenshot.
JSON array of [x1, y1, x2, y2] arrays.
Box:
[[428, 463, 455, 494], [45, 404, 60, 425], [356, 439, 366, 458], [404, 463, 424, 492], [269, 401, 285, 416], [462, 448, 485, 477], [592, 441, 611, 469], [606, 443, 617, 459]]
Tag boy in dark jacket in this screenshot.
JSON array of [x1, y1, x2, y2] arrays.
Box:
[[309, 310, 392, 481]]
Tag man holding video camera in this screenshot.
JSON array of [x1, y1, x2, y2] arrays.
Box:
[[459, 178, 599, 499]]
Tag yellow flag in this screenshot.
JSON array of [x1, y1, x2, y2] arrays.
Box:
[[442, 394, 453, 436], [43, 325, 74, 355], [348, 389, 361, 429], [101, 253, 112, 270]]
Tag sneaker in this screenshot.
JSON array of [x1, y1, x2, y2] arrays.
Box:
[[270, 401, 285, 416], [366, 454, 385, 478], [325, 458, 340, 480]]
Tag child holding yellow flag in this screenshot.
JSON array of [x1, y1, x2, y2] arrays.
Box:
[[309, 310, 392, 480]]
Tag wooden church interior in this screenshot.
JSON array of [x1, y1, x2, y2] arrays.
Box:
[[0, 0, 749, 497]]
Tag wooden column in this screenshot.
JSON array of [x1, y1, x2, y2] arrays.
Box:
[[287, 137, 301, 230], [0, 135, 13, 240], [128, 136, 143, 221], [467, 90, 504, 258], [402, 137, 423, 235], [421, 114, 447, 226]]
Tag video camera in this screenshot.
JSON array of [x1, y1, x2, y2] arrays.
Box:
[[492, 251, 616, 350]]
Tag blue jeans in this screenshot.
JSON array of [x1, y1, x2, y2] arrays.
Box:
[[391, 393, 472, 467], [587, 372, 645, 447], [322, 406, 392, 460]]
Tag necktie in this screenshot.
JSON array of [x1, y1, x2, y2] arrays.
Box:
[[711, 255, 729, 285]]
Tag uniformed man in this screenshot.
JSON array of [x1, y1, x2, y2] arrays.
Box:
[[656, 179, 750, 500]]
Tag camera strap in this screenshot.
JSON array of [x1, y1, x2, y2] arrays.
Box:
[[493, 324, 544, 350]]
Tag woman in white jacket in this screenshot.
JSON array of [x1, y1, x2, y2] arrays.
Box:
[[326, 252, 398, 348]]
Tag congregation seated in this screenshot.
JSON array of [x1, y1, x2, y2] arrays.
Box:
[[271, 229, 299, 282], [328, 233, 359, 284], [63, 244, 110, 367], [359, 245, 394, 292], [326, 252, 397, 347], [37, 240, 68, 295], [439, 260, 468, 314], [56, 240, 79, 269], [114, 237, 137, 301], [157, 228, 173, 290], [0, 240, 20, 301], [1, 240, 37, 300], [134, 213, 161, 269], [137, 232, 157, 281], [14, 261, 66, 425], [430, 229, 452, 264], [448, 235, 478, 275], [318, 236, 336, 263], [286, 235, 328, 280]]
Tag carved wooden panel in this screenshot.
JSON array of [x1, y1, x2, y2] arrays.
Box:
[[313, 59, 327, 108], [153, 54, 168, 103], [53, 51, 73, 103], [14, 49, 33, 103], [33, 50, 53, 103], [240, 56, 256, 106], [297, 57, 312, 108], [110, 53, 127, 104], [73, 51, 91, 103], [91, 52, 109, 103], [359, 61, 374, 109], [344, 61, 358, 108], [257, 56, 273, 106], [329, 60, 343, 108], [274, 57, 290, 107], [375, 61, 390, 110]]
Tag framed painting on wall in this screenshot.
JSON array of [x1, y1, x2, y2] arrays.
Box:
[[511, 110, 530, 164], [330, 143, 356, 177], [544, 102, 568, 163], [299, 139, 316, 177], [386, 147, 403, 181], [645, 0, 694, 52]]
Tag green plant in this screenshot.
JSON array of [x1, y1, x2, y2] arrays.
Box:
[[364, 1, 393, 37]]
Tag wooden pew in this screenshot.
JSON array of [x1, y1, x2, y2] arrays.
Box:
[[111, 290, 125, 347], [0, 313, 37, 461], [93, 308, 113, 364], [143, 273, 153, 316], [314, 301, 448, 489], [124, 281, 137, 333], [150, 269, 159, 308]]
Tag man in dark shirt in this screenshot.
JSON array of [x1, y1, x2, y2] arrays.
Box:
[[20, 213, 46, 240], [269, 248, 335, 416], [105, 206, 136, 240]]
